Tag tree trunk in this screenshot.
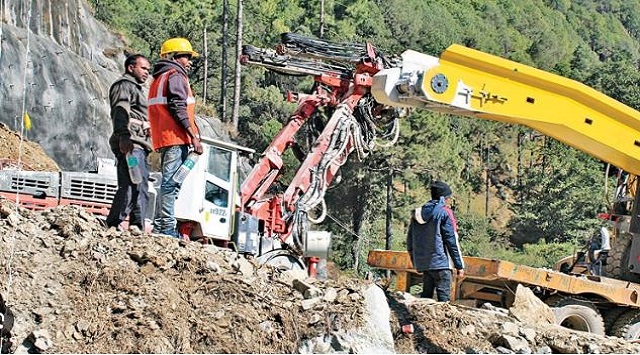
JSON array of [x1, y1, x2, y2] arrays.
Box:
[[221, 0, 229, 121], [484, 136, 490, 219], [517, 130, 523, 204], [319, 0, 325, 38], [351, 172, 368, 272], [385, 169, 393, 250], [385, 168, 393, 278], [202, 27, 208, 105], [232, 0, 243, 130]]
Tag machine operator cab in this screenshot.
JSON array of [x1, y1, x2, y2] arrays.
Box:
[[172, 136, 330, 269], [174, 136, 255, 246]]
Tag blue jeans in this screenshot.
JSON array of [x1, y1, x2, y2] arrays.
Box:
[[106, 147, 149, 230], [421, 269, 452, 302], [153, 145, 189, 236]]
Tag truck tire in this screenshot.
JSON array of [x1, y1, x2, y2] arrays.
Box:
[[604, 232, 640, 283], [543, 295, 567, 307], [552, 305, 606, 335], [611, 309, 640, 340], [544, 295, 598, 312], [603, 307, 628, 335], [257, 249, 305, 271]]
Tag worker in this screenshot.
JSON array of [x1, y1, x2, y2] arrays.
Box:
[[106, 54, 152, 234], [148, 38, 203, 239], [406, 180, 465, 302], [587, 223, 612, 275]]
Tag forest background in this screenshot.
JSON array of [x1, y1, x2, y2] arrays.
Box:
[[88, 0, 640, 274]]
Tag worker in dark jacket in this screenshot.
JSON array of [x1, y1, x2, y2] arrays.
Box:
[[106, 54, 151, 234], [148, 38, 203, 239], [407, 181, 465, 302]]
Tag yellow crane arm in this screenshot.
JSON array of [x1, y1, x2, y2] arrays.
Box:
[[372, 44, 640, 175]]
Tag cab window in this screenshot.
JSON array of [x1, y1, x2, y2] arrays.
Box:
[[205, 181, 228, 207], [208, 146, 232, 182]]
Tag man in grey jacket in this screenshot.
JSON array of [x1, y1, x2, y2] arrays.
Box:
[[407, 181, 464, 302], [106, 54, 152, 233]]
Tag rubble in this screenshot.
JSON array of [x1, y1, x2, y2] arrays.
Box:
[[2, 196, 640, 353], [508, 284, 555, 325], [389, 292, 640, 354], [0, 198, 367, 353]]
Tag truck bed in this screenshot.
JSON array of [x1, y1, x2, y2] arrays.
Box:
[[367, 250, 640, 308]]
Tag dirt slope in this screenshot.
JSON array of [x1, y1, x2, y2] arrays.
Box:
[[389, 296, 640, 354], [2, 195, 640, 353], [0, 123, 59, 172], [0, 199, 366, 353]]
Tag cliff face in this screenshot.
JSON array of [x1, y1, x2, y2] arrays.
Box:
[[1, 0, 125, 170]]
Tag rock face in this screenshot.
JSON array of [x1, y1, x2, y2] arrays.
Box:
[[1, 0, 124, 171], [0, 0, 233, 172]]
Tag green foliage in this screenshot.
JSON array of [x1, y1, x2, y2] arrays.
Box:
[[509, 139, 605, 246], [586, 61, 640, 110], [459, 210, 583, 268], [244, 1, 306, 44]]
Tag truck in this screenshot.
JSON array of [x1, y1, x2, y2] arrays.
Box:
[[3, 33, 640, 337]]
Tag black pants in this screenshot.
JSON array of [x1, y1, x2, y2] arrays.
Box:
[[106, 148, 149, 230], [420, 269, 452, 302]]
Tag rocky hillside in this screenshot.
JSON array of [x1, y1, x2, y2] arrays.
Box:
[[0, 0, 234, 173]]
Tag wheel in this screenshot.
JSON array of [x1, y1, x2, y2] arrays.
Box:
[[501, 288, 516, 308], [545, 295, 605, 335], [544, 295, 598, 312], [604, 232, 640, 283], [611, 309, 640, 339], [543, 294, 566, 307], [257, 249, 305, 271], [552, 305, 606, 335], [603, 307, 628, 335]]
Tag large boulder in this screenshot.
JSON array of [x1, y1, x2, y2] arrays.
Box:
[[508, 284, 555, 325]]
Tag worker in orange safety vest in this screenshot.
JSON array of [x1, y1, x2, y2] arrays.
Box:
[[148, 37, 203, 239]]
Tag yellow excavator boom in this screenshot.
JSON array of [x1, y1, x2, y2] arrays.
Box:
[[372, 44, 640, 175]]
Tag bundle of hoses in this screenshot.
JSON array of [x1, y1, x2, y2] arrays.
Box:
[[280, 32, 367, 62]]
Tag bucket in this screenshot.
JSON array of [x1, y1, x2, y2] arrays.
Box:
[[304, 231, 331, 259]]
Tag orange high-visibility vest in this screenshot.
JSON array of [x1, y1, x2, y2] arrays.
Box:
[[148, 69, 196, 150]]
